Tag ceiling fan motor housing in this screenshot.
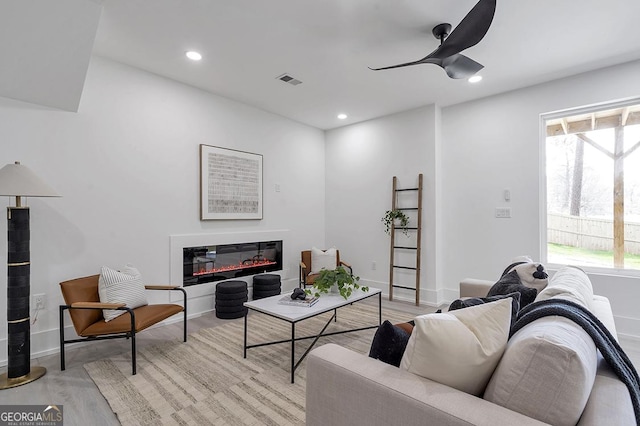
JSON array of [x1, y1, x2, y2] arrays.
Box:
[[432, 23, 452, 41]]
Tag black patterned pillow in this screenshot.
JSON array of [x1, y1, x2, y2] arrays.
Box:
[[501, 259, 549, 293], [368, 320, 411, 367], [449, 292, 521, 328], [487, 270, 537, 308]]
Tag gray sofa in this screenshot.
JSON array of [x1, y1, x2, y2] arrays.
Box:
[[306, 278, 635, 426]]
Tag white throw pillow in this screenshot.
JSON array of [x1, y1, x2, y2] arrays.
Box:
[[399, 298, 512, 396], [310, 247, 337, 274], [535, 266, 594, 310], [98, 265, 148, 322], [121, 263, 142, 279]]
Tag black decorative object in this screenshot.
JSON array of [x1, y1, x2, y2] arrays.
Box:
[[0, 161, 60, 389], [534, 264, 548, 279], [291, 288, 306, 300], [369, 0, 496, 79]]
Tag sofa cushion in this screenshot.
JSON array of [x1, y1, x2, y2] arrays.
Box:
[[535, 266, 594, 310], [487, 270, 538, 308], [368, 320, 411, 367], [580, 357, 636, 425], [98, 265, 148, 322], [449, 292, 521, 328], [483, 316, 598, 426], [400, 298, 512, 396]]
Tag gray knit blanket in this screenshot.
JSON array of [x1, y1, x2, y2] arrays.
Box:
[[511, 298, 640, 425]]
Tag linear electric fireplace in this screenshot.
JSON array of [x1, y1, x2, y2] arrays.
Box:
[[183, 240, 282, 286]]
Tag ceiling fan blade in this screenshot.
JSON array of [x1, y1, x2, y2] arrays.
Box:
[[417, 54, 482, 79], [368, 58, 427, 71], [441, 54, 484, 79], [429, 0, 496, 60]]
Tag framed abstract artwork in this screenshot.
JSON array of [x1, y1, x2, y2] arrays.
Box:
[[200, 144, 263, 220]]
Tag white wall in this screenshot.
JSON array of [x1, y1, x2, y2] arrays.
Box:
[[325, 105, 442, 305], [324, 59, 640, 343], [0, 56, 326, 362], [4, 54, 640, 365], [441, 59, 640, 339]]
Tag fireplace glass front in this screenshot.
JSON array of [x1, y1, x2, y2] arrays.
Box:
[[183, 240, 282, 286]]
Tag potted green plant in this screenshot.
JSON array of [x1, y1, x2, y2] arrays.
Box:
[[382, 209, 410, 236], [305, 265, 368, 300]]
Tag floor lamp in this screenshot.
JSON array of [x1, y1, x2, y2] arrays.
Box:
[[0, 161, 59, 389]]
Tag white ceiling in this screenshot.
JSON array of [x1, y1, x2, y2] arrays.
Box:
[[5, 1, 640, 129], [0, 0, 101, 111]]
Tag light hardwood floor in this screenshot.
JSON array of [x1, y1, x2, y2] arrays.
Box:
[[6, 298, 636, 426], [0, 298, 431, 426]]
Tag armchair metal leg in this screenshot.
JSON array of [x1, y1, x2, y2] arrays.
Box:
[[183, 310, 187, 342], [59, 305, 66, 371], [299, 266, 303, 288], [126, 308, 137, 375], [177, 287, 187, 342], [131, 332, 136, 375]]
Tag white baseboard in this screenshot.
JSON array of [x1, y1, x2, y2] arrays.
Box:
[[358, 279, 443, 308]]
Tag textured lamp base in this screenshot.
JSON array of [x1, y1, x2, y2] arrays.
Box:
[[0, 366, 46, 390]]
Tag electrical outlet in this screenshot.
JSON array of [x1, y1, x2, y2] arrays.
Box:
[[371, 261, 377, 270], [33, 293, 45, 310]]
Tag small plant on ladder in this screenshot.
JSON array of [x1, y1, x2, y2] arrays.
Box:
[[382, 209, 410, 236]]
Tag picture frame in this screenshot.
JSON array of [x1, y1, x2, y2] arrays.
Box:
[[200, 144, 263, 220]]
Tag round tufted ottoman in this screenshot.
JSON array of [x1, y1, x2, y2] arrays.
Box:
[[252, 274, 282, 300], [215, 280, 248, 319]]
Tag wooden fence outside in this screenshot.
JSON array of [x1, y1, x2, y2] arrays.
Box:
[[548, 213, 640, 255]]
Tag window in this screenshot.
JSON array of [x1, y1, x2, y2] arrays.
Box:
[[543, 101, 640, 271]]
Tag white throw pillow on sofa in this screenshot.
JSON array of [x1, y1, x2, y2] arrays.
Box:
[[399, 298, 511, 396], [310, 247, 337, 274], [535, 265, 594, 310], [98, 265, 148, 322], [483, 316, 598, 426]]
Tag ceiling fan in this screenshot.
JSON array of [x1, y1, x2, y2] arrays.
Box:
[[369, 0, 496, 79]]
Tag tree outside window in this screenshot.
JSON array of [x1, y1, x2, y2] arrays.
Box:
[[545, 103, 640, 270]]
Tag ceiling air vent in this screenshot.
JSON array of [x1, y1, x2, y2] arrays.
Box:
[[276, 73, 302, 86]]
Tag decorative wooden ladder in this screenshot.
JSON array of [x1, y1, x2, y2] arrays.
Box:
[[388, 174, 423, 306]]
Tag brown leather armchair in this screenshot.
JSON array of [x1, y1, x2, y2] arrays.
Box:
[[299, 249, 352, 288], [59, 274, 187, 375]]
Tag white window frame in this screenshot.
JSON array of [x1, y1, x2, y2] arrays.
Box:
[[539, 96, 640, 278]]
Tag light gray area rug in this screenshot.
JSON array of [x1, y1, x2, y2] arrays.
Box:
[[84, 300, 414, 426]]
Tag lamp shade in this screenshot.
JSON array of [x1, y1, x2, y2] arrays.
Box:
[[0, 161, 60, 197]]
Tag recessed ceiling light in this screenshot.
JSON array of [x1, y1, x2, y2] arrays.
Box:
[[468, 75, 482, 83], [185, 51, 202, 61], [337, 113, 348, 120]]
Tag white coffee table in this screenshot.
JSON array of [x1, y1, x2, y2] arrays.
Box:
[[243, 287, 382, 383]]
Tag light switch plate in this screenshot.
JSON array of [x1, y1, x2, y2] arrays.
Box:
[[495, 207, 511, 218]]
